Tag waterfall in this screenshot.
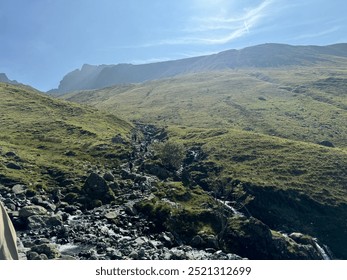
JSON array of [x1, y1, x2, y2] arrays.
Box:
[[217, 199, 244, 216], [314, 240, 331, 260]]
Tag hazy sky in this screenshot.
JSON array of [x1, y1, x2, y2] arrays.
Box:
[[1, 0, 346, 91]]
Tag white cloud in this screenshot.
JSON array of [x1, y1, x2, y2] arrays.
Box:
[[292, 26, 341, 41], [156, 0, 274, 46]]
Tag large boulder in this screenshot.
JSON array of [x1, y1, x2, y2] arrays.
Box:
[[29, 244, 61, 259], [19, 205, 48, 218], [82, 172, 115, 204], [221, 216, 323, 260], [27, 215, 63, 230]]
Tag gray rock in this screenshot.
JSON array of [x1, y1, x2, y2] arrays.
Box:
[[12, 184, 26, 195], [129, 250, 139, 259], [111, 134, 125, 144], [19, 205, 48, 218], [149, 240, 163, 249], [83, 172, 114, 203], [124, 202, 137, 216], [205, 235, 219, 249], [30, 243, 61, 259], [6, 162, 22, 170], [138, 248, 146, 259], [159, 232, 174, 247], [103, 172, 115, 182], [5, 151, 17, 157], [27, 214, 62, 229], [104, 211, 118, 220], [106, 248, 123, 260], [134, 237, 148, 246], [191, 235, 203, 247], [26, 251, 40, 260]]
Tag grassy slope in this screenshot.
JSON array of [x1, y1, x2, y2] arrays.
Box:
[[61, 63, 347, 257], [169, 126, 347, 204], [0, 83, 132, 189], [63, 65, 347, 149]]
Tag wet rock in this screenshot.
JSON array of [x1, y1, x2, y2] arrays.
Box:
[[169, 248, 186, 260], [159, 232, 174, 247], [289, 232, 315, 245], [129, 250, 138, 259]]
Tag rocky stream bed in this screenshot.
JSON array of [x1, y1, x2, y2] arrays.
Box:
[[0, 124, 334, 260]]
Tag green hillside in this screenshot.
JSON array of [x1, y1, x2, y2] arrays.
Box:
[[166, 125, 347, 258], [63, 66, 347, 148], [61, 64, 347, 258], [0, 83, 132, 189]]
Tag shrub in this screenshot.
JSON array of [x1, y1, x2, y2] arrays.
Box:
[[153, 140, 185, 170]]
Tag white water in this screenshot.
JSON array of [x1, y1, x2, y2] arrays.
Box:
[[314, 241, 331, 260], [217, 199, 244, 216]]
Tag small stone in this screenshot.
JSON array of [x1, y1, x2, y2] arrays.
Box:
[[104, 211, 118, 220], [129, 250, 138, 259]]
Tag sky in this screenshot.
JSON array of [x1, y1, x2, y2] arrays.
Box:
[[1, 0, 347, 91]]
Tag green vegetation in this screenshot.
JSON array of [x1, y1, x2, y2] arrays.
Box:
[[0, 83, 132, 189], [168, 126, 347, 204], [152, 140, 186, 170], [137, 181, 224, 238], [63, 67, 347, 149], [60, 64, 347, 258]]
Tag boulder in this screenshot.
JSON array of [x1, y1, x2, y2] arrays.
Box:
[[5, 151, 17, 157], [19, 205, 48, 218], [12, 184, 26, 195], [82, 172, 115, 203], [318, 140, 334, 147], [27, 215, 62, 230], [6, 162, 22, 170], [30, 244, 61, 259], [103, 172, 115, 182]]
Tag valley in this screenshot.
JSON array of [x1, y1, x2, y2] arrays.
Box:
[[1, 43, 347, 260]]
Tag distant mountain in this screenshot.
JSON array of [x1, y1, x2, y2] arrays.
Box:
[[49, 43, 347, 94], [0, 73, 19, 85]]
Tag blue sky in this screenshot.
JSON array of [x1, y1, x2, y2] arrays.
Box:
[[1, 0, 346, 91]]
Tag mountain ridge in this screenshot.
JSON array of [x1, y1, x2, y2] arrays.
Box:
[[0, 73, 19, 85], [49, 43, 347, 94]]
